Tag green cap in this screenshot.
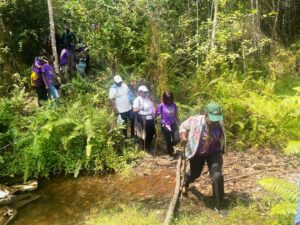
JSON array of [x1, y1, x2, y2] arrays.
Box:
[[205, 102, 223, 122]]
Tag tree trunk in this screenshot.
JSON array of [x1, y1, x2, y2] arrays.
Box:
[[196, 0, 199, 66], [272, 0, 280, 40], [0, 13, 5, 43], [255, 0, 260, 29], [250, 0, 255, 25], [211, 0, 219, 49], [47, 0, 59, 74]]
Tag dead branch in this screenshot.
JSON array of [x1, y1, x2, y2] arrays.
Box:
[[224, 168, 281, 183], [163, 154, 182, 225]]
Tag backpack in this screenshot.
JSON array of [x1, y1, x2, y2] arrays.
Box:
[[31, 57, 41, 87], [30, 71, 39, 87]]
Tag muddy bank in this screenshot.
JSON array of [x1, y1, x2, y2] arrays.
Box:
[[9, 148, 299, 224]]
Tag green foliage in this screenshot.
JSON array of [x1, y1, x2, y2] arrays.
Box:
[[85, 204, 161, 225], [259, 178, 297, 202], [270, 202, 297, 216], [258, 178, 297, 223], [54, 0, 151, 73], [284, 141, 300, 155], [0, 77, 141, 180], [176, 75, 300, 150], [85, 203, 278, 225]]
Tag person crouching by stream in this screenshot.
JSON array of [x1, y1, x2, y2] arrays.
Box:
[[41, 56, 59, 101], [133, 85, 156, 152], [180, 102, 226, 211], [156, 91, 180, 160]]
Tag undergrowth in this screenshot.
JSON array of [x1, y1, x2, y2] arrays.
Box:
[[0, 75, 141, 180], [85, 203, 278, 225], [177, 75, 300, 151]]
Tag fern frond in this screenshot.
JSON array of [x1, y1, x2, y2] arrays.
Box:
[[292, 86, 300, 93], [269, 202, 297, 216], [284, 140, 300, 155], [258, 178, 297, 202]]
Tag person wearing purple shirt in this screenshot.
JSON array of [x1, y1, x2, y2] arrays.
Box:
[[60, 48, 71, 83], [41, 56, 59, 100], [156, 91, 180, 159], [32, 49, 48, 106], [180, 102, 226, 211]]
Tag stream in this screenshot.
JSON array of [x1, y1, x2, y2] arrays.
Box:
[[12, 168, 175, 225]]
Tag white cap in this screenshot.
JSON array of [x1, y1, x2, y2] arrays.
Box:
[[114, 75, 123, 83], [138, 85, 148, 92]]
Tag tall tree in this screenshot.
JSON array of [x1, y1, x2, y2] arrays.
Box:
[[211, 0, 219, 49], [47, 0, 59, 73]]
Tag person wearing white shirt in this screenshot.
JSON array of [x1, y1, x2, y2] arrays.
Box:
[[133, 85, 156, 152], [109, 75, 134, 137]]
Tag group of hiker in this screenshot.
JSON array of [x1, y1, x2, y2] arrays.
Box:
[[109, 74, 226, 211], [31, 50, 60, 106], [109, 75, 180, 159], [31, 38, 89, 106]]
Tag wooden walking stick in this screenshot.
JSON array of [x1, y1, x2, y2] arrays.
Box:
[[180, 144, 188, 197]]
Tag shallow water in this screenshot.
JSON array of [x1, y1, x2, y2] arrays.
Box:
[[12, 169, 175, 225]]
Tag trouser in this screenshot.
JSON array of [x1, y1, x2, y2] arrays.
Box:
[[119, 110, 135, 137], [136, 115, 156, 150], [35, 86, 48, 106], [61, 65, 70, 83], [161, 123, 180, 155], [185, 151, 224, 209], [48, 85, 59, 100], [145, 119, 156, 150]]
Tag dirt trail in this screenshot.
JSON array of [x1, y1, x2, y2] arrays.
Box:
[[132, 146, 299, 214]]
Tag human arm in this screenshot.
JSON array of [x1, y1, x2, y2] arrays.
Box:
[[151, 102, 156, 119], [155, 103, 161, 117], [174, 104, 180, 124], [110, 99, 118, 114], [109, 88, 118, 114], [132, 97, 142, 113], [220, 122, 226, 154], [35, 60, 43, 69], [41, 73, 49, 89], [179, 116, 193, 144]]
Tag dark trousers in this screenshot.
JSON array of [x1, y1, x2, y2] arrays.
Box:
[[145, 119, 156, 149], [161, 123, 179, 155], [35, 86, 48, 106], [120, 110, 135, 137], [185, 151, 224, 209]]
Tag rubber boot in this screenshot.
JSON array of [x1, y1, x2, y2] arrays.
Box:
[[219, 175, 224, 201], [182, 174, 190, 196]]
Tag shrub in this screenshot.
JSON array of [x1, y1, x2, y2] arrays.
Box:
[[0, 77, 141, 180]]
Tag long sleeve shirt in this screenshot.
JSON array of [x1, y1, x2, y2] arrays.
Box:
[[179, 115, 226, 159]]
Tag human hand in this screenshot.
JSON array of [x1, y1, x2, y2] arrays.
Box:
[[180, 133, 188, 144], [57, 76, 62, 84]]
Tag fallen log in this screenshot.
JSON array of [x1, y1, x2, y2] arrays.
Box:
[[163, 154, 182, 225]]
